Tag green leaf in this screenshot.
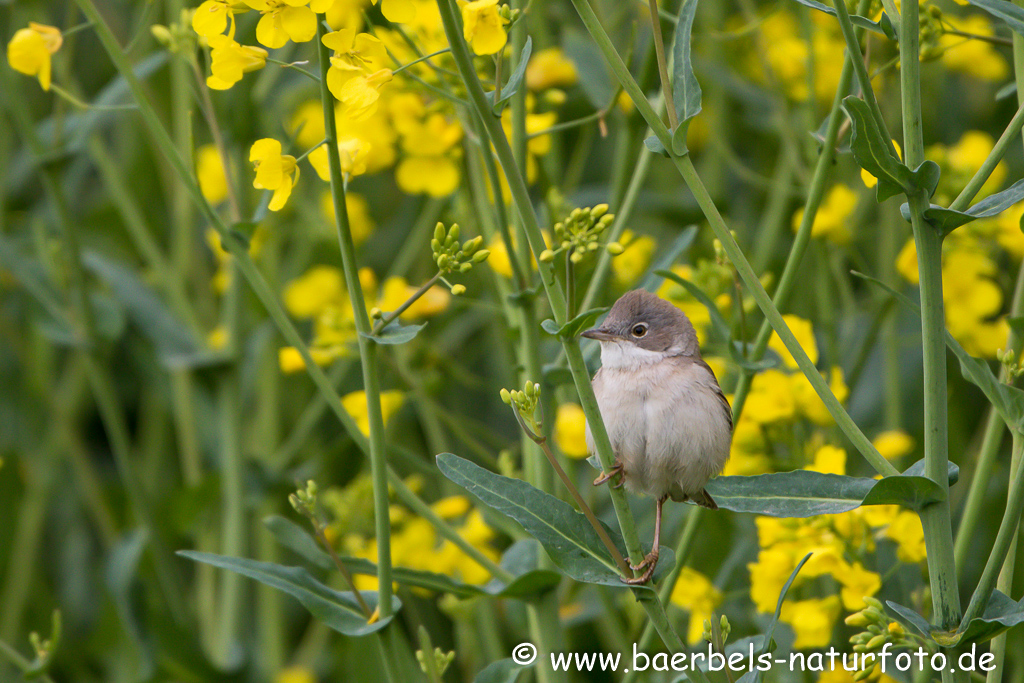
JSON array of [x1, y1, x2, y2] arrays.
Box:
[[483, 540, 562, 598], [790, 0, 894, 36], [885, 600, 934, 638], [844, 96, 940, 201], [852, 271, 1024, 432], [644, 135, 671, 157], [952, 590, 1024, 646], [752, 552, 812, 679], [705, 459, 953, 516], [563, 28, 614, 109], [361, 320, 427, 345], [436, 453, 675, 588], [83, 252, 214, 368], [487, 36, 532, 114], [967, 0, 1024, 37], [177, 550, 399, 636], [541, 307, 609, 340], [899, 177, 1024, 234], [670, 0, 702, 155], [474, 658, 527, 683], [656, 269, 778, 372], [105, 530, 154, 679]]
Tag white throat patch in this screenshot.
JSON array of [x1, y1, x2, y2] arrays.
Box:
[[599, 341, 666, 369]]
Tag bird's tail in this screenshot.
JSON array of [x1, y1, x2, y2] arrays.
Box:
[[690, 488, 718, 510]]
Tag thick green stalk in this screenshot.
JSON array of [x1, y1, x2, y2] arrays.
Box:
[[962, 433, 1024, 627], [316, 18, 393, 620], [987, 436, 1022, 683], [898, 0, 962, 639], [569, 0, 895, 477], [214, 375, 244, 665]]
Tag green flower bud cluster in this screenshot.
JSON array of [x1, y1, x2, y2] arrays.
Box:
[[151, 8, 198, 54], [919, 4, 945, 63], [432, 222, 490, 276], [846, 597, 915, 674], [540, 204, 616, 265], [500, 380, 541, 423], [416, 647, 455, 676], [702, 614, 731, 644], [289, 479, 319, 516], [997, 348, 1024, 381]]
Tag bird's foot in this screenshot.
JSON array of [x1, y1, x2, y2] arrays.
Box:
[[620, 549, 660, 585], [593, 462, 624, 488]]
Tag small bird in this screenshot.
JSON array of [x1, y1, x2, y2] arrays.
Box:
[[582, 289, 732, 584]]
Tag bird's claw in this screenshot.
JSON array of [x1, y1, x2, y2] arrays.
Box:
[[629, 550, 659, 572], [593, 463, 624, 488], [620, 550, 659, 584]]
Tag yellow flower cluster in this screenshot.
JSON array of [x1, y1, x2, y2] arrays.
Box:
[[748, 446, 924, 649], [792, 184, 860, 246], [278, 264, 450, 372], [656, 261, 735, 346]]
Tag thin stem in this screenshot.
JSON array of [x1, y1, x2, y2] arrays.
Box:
[[528, 110, 606, 139], [316, 17, 393, 620], [961, 433, 1024, 626], [949, 98, 1024, 212], [373, 272, 442, 333], [647, 0, 677, 129], [392, 48, 452, 75], [188, 57, 242, 222], [310, 515, 372, 616], [265, 57, 320, 82]]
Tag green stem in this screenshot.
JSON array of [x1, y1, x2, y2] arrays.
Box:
[[647, 0, 677, 130], [316, 17, 393, 620], [214, 375, 244, 665], [568, 0, 895, 477], [898, 0, 962, 641], [961, 433, 1024, 627], [373, 272, 442, 333], [949, 99, 1024, 211], [987, 440, 1021, 683]]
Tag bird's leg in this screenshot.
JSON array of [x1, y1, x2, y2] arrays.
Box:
[[622, 495, 665, 585], [593, 460, 624, 488]]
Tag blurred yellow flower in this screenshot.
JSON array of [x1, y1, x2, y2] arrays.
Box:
[[554, 403, 588, 458], [432, 495, 471, 519], [744, 369, 795, 425], [7, 22, 63, 91], [378, 276, 451, 318], [326, 0, 369, 30], [861, 140, 901, 189], [284, 265, 346, 319], [939, 15, 1008, 82], [791, 366, 848, 426], [462, 0, 508, 55], [835, 561, 881, 611], [207, 34, 267, 90], [806, 445, 846, 475], [323, 29, 392, 119], [274, 665, 317, 683], [885, 511, 927, 563], [250, 138, 299, 211], [244, 0, 326, 49], [320, 191, 375, 244], [780, 596, 841, 649], [278, 345, 346, 373], [341, 389, 405, 436], [395, 112, 464, 196], [792, 184, 857, 245], [612, 231, 656, 287], [197, 144, 229, 205], [670, 567, 722, 644], [873, 430, 914, 460], [748, 547, 797, 613], [373, 0, 416, 23], [768, 314, 817, 370], [526, 47, 578, 90]]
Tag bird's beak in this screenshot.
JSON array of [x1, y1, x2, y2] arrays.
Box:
[[581, 327, 618, 342]]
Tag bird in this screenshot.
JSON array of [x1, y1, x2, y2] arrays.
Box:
[[581, 289, 732, 584]]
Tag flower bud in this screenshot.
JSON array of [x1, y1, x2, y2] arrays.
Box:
[[431, 238, 441, 252], [853, 667, 874, 682], [866, 634, 887, 650], [472, 249, 490, 263], [539, 249, 555, 262], [434, 222, 446, 242], [845, 612, 869, 628], [370, 307, 383, 319], [888, 622, 904, 636], [570, 251, 583, 264], [500, 388, 512, 405], [863, 596, 884, 611], [437, 254, 449, 269], [451, 284, 466, 296], [459, 263, 472, 273], [606, 242, 624, 255], [449, 224, 460, 241]]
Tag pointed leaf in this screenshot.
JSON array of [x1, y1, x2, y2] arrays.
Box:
[[436, 453, 675, 588], [954, 590, 1024, 645], [360, 320, 427, 345], [474, 658, 527, 683], [899, 177, 1024, 234], [670, 0, 702, 154], [487, 37, 532, 114], [966, 0, 1024, 37], [758, 553, 812, 673], [177, 551, 399, 636], [644, 135, 671, 157], [790, 0, 893, 36], [542, 306, 609, 339], [886, 600, 935, 638]]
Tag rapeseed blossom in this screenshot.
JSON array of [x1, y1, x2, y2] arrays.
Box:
[[250, 138, 299, 211], [554, 403, 588, 458], [341, 389, 405, 436], [7, 22, 63, 91], [669, 568, 722, 644], [792, 184, 858, 245], [196, 144, 229, 205], [461, 0, 508, 55], [526, 47, 578, 91], [206, 33, 267, 89]]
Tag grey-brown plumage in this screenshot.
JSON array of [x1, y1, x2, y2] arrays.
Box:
[[582, 289, 733, 583]]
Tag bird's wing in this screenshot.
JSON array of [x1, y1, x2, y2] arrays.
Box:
[[695, 358, 733, 432]]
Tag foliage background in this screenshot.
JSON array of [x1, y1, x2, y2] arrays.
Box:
[[3, 0, 1024, 681]]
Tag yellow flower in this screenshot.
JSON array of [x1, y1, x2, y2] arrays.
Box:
[[670, 568, 722, 644], [395, 112, 464, 196], [612, 231, 656, 287], [373, 0, 416, 23], [320, 191, 375, 244], [7, 22, 63, 91], [939, 15, 1008, 82], [192, 0, 235, 38], [896, 237, 918, 284], [341, 389, 405, 436], [250, 138, 299, 211], [206, 34, 267, 90], [196, 145, 229, 205], [278, 345, 345, 373], [885, 510, 927, 563], [792, 184, 858, 245], [780, 596, 841, 649], [806, 445, 846, 475], [873, 430, 914, 460], [748, 547, 797, 613], [554, 403, 588, 458], [274, 665, 317, 683], [207, 325, 230, 350], [326, 0, 368, 30], [835, 561, 881, 611], [768, 314, 817, 370], [432, 495, 471, 519], [861, 140, 901, 189], [322, 30, 392, 119], [791, 366, 848, 426], [284, 265, 346, 319], [724, 417, 770, 476], [526, 47, 578, 90], [744, 369, 796, 425], [378, 276, 451, 318], [244, 0, 324, 49], [461, 0, 508, 55]]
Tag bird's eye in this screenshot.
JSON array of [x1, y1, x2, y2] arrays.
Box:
[[631, 323, 648, 337]]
